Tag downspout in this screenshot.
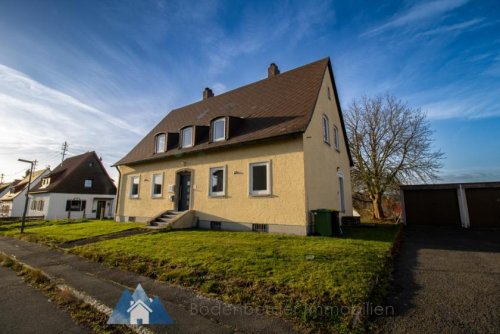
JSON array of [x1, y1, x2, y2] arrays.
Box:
[[114, 166, 122, 221]]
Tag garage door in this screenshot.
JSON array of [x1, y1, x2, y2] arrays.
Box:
[[466, 188, 500, 228], [404, 189, 461, 226]]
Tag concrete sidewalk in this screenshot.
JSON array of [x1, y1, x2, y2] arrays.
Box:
[[0, 236, 295, 334], [0, 266, 89, 334]]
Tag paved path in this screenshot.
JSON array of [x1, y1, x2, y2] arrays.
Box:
[[0, 265, 89, 334], [0, 236, 295, 334], [373, 226, 500, 334]]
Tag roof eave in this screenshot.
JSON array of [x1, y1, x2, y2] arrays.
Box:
[[114, 131, 305, 167]]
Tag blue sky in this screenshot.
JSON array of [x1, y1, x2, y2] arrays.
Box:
[[0, 0, 499, 183]]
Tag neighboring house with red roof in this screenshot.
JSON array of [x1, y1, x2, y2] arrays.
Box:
[[28, 151, 116, 219], [0, 169, 50, 217], [114, 58, 353, 235]]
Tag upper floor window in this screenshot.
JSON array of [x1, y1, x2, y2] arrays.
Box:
[[130, 176, 140, 198], [333, 125, 340, 150], [84, 179, 92, 188], [327, 86, 331, 100], [155, 133, 166, 153], [322, 115, 330, 144], [181, 127, 193, 148], [211, 118, 226, 142], [249, 162, 271, 196], [152, 173, 163, 197]]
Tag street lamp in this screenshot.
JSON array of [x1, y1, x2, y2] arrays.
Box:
[[18, 159, 35, 234]]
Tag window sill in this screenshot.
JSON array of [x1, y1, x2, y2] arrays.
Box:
[[249, 193, 272, 197], [129, 196, 140, 200], [323, 141, 331, 146], [151, 195, 163, 199], [209, 194, 226, 198], [335, 148, 340, 153]]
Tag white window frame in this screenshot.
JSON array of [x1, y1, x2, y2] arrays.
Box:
[[37, 200, 44, 211], [333, 125, 340, 150], [181, 127, 193, 148], [209, 166, 226, 197], [322, 115, 330, 144], [155, 133, 166, 153], [211, 118, 226, 142], [249, 161, 271, 196], [41, 178, 50, 188], [130, 176, 140, 198], [84, 179, 92, 188], [151, 173, 163, 198]]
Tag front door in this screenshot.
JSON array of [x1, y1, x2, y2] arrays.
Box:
[[178, 172, 191, 211], [96, 201, 106, 219]]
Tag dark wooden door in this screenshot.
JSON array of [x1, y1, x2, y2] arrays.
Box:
[[178, 173, 191, 211]]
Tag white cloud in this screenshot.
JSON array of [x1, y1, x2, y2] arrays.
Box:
[[362, 0, 470, 37], [419, 17, 485, 36], [439, 168, 500, 183], [0, 64, 142, 181]]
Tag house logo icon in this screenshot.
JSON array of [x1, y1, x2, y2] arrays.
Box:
[[107, 283, 174, 325]]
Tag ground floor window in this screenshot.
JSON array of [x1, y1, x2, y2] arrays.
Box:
[[339, 175, 345, 212], [65, 200, 86, 211], [30, 199, 45, 211], [152, 173, 163, 197], [209, 167, 225, 196], [130, 176, 140, 198], [249, 162, 271, 196]]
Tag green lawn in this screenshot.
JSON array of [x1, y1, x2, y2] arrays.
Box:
[[1, 219, 143, 245], [72, 226, 400, 332]]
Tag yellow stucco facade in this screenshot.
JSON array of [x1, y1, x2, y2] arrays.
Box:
[[116, 68, 352, 235], [303, 70, 353, 215]]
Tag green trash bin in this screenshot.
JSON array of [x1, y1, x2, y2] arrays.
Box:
[[312, 209, 333, 236], [311, 209, 342, 237]]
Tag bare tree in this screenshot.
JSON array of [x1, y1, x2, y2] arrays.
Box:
[[345, 94, 444, 219]]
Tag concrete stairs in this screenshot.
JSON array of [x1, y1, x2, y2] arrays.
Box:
[[148, 210, 182, 229]]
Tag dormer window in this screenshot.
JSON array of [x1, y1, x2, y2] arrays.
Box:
[[211, 118, 226, 142], [41, 177, 50, 188], [181, 127, 193, 148], [155, 133, 166, 153]]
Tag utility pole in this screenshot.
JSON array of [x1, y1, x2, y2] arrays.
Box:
[[0, 173, 4, 184], [61, 141, 68, 165], [18, 159, 35, 234]]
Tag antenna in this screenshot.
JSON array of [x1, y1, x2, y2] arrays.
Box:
[[61, 141, 68, 165]]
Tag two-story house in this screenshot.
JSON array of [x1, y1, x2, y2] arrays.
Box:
[[28, 151, 117, 219], [114, 58, 353, 235], [0, 169, 50, 217]]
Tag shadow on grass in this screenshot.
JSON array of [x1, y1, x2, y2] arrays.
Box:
[[342, 225, 401, 242]]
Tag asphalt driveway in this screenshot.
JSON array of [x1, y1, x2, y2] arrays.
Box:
[[373, 225, 500, 333]]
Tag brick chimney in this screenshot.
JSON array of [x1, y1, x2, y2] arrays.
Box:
[[203, 87, 214, 100], [268, 63, 280, 78]]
